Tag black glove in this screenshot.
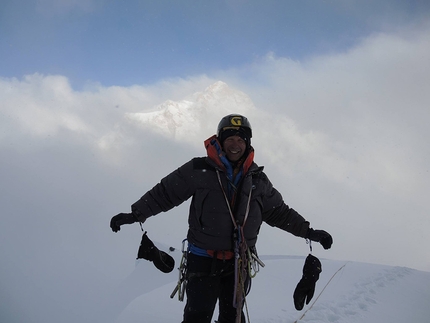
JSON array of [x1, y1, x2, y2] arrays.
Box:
[[307, 228, 333, 249], [293, 254, 322, 310], [110, 213, 138, 232], [137, 232, 175, 273]]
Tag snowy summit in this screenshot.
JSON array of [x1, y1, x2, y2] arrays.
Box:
[[125, 81, 256, 141]]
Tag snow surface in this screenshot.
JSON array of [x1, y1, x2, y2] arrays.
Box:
[[98, 243, 430, 323]]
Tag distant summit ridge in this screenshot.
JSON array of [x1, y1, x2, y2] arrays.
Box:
[[126, 81, 255, 141]]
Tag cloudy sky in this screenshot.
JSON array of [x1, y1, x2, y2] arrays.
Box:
[[1, 1, 430, 321]]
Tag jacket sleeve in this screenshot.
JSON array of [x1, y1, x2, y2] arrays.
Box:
[[131, 160, 196, 221], [260, 174, 310, 238]]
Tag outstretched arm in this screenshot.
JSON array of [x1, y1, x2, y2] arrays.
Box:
[[110, 159, 196, 232], [261, 177, 332, 249]]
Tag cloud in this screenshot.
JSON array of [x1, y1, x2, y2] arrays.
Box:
[[219, 22, 430, 190], [1, 74, 89, 137], [1, 21, 430, 275]]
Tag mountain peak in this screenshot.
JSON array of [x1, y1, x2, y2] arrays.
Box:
[[126, 82, 256, 142], [205, 81, 228, 92]]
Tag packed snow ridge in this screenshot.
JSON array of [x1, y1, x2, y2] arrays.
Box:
[[105, 250, 430, 323]]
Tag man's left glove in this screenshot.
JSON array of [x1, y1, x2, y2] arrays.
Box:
[[307, 228, 333, 249], [293, 254, 322, 310], [110, 213, 138, 232]]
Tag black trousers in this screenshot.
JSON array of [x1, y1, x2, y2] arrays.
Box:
[[182, 253, 247, 323]]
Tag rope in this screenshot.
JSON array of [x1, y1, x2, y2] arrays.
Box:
[[216, 169, 254, 323], [294, 262, 348, 323], [240, 265, 251, 323], [216, 170, 238, 229], [215, 169, 253, 228]]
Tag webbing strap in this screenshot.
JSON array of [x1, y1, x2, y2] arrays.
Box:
[[215, 169, 253, 228], [216, 169, 237, 229]]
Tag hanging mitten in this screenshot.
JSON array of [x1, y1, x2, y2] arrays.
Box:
[[293, 254, 322, 310], [137, 232, 175, 273]]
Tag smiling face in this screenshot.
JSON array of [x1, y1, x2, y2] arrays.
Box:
[[222, 135, 247, 162]]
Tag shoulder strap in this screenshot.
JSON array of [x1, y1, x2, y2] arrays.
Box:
[[216, 169, 253, 228]]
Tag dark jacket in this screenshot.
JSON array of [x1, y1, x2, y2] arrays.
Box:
[[132, 136, 310, 251]]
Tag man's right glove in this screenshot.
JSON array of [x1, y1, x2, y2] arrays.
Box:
[[307, 228, 333, 249], [293, 254, 322, 310], [110, 213, 138, 232]]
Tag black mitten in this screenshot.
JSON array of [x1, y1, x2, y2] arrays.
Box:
[[293, 254, 322, 310], [137, 232, 157, 261], [137, 232, 175, 273]]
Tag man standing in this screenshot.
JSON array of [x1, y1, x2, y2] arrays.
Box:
[[110, 114, 333, 323]]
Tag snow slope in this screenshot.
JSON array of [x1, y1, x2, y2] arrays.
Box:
[[100, 244, 430, 323]]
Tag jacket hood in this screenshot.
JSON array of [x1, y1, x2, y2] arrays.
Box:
[[204, 134, 255, 174]]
